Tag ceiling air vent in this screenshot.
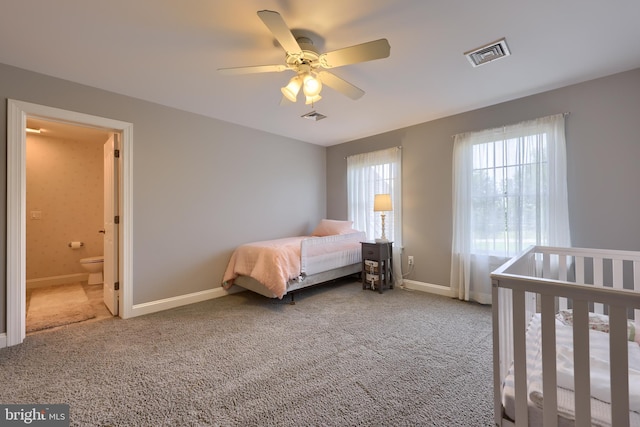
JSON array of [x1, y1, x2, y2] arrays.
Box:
[[464, 38, 510, 67], [301, 111, 327, 121]]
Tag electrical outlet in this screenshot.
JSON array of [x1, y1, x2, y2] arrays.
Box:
[[408, 255, 414, 266]]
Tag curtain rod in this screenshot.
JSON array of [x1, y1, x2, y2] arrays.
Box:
[[344, 145, 402, 160], [451, 112, 570, 139]]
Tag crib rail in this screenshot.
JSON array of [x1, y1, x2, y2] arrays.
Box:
[[491, 245, 640, 427]]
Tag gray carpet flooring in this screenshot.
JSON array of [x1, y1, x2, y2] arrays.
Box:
[[0, 279, 494, 426]]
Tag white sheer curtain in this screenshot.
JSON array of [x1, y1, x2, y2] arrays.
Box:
[[347, 147, 403, 285], [450, 114, 571, 303]]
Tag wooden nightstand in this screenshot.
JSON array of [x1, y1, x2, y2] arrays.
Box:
[[361, 241, 393, 293]]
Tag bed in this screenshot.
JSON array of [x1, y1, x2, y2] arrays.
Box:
[[222, 220, 365, 302], [491, 245, 640, 427]]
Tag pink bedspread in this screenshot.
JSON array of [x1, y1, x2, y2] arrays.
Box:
[[222, 236, 307, 298]]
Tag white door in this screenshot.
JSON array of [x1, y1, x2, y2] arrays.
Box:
[[103, 134, 119, 315]]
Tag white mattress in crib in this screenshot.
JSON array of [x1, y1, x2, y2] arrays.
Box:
[[503, 313, 640, 427]]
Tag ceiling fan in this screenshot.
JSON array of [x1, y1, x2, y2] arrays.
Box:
[[218, 10, 391, 105]]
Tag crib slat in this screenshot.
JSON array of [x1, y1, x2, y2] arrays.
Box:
[[492, 283, 502, 427], [594, 257, 604, 314], [612, 259, 623, 290], [493, 286, 516, 427], [512, 289, 529, 427], [557, 255, 569, 310], [610, 305, 630, 427], [572, 300, 592, 426], [541, 294, 558, 427], [558, 254, 568, 281], [593, 257, 603, 286], [556, 254, 568, 310], [575, 256, 585, 284], [543, 253, 552, 279], [498, 288, 514, 382], [635, 261, 640, 330]]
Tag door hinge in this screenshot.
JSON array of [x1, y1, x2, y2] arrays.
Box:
[[114, 149, 120, 158], [114, 281, 120, 291], [114, 215, 120, 224]]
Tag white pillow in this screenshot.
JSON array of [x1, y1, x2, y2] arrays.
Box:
[[311, 219, 354, 237]]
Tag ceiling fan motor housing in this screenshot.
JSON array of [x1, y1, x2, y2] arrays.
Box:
[[286, 37, 321, 73]]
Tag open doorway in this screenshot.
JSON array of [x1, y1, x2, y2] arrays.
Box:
[[6, 99, 134, 347], [25, 118, 114, 333]]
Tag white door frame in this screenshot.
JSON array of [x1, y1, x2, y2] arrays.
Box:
[[6, 99, 134, 346], [103, 134, 119, 315]]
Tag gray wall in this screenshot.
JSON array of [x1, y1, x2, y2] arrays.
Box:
[[0, 63, 327, 333], [3, 63, 639, 334], [327, 68, 640, 288]]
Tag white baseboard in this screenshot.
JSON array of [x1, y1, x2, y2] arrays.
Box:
[[27, 273, 89, 289], [130, 286, 245, 318], [130, 281, 454, 319], [401, 279, 456, 298], [1, 281, 453, 348]]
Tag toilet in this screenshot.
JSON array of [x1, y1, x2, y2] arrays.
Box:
[[80, 256, 104, 285]]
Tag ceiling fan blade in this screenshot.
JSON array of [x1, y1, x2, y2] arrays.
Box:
[[257, 10, 302, 55], [317, 71, 365, 100], [218, 64, 289, 75], [319, 39, 390, 68]]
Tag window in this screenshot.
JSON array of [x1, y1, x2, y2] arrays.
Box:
[[451, 114, 570, 302], [471, 135, 548, 256], [347, 146, 402, 282]]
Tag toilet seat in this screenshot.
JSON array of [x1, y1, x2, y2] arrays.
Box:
[[80, 256, 104, 285], [80, 256, 104, 264]]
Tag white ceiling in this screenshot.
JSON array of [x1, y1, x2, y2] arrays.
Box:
[[3, 0, 640, 146], [26, 117, 111, 144]]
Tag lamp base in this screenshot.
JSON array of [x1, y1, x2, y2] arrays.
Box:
[[375, 238, 389, 243]]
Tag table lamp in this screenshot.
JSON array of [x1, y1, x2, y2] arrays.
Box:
[[374, 194, 392, 243]]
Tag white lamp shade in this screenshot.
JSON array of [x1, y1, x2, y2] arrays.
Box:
[[302, 74, 322, 97], [304, 94, 322, 105], [374, 194, 392, 211], [281, 76, 302, 102]]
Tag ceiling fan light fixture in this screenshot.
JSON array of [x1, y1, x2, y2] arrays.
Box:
[[302, 73, 322, 97], [281, 75, 302, 102], [305, 94, 322, 105]]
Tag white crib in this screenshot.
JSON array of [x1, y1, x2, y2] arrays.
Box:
[[491, 245, 640, 427]]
